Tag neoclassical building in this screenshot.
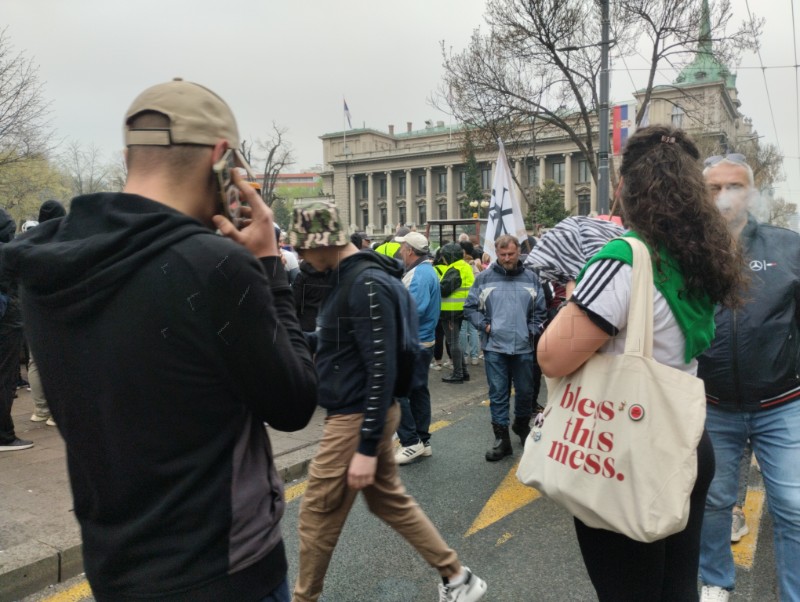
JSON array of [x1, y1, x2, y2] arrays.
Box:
[[319, 14, 754, 234]]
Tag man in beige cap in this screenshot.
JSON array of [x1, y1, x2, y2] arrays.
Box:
[[0, 79, 317, 602], [289, 203, 487, 602]]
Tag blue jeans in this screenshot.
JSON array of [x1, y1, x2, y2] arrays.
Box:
[[483, 350, 534, 426], [397, 346, 434, 447], [259, 576, 289, 602], [700, 402, 800, 600], [459, 320, 479, 359]]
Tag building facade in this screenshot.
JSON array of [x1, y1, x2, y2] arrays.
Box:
[[319, 15, 753, 234]]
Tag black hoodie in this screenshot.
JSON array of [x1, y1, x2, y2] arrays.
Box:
[[0, 192, 318, 601], [314, 250, 410, 456]]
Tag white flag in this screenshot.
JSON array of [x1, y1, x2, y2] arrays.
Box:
[[483, 139, 528, 261]]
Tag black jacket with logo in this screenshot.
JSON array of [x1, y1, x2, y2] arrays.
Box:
[[698, 215, 800, 411], [0, 193, 317, 601]]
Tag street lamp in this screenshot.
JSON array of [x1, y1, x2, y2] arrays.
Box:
[[470, 199, 490, 218]]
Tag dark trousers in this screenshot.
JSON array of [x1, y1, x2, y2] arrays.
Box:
[[397, 346, 434, 447], [0, 324, 23, 444], [441, 314, 465, 378], [433, 320, 450, 362], [574, 430, 715, 602]]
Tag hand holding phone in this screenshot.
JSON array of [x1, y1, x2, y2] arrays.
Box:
[[213, 149, 244, 227], [212, 165, 280, 259]]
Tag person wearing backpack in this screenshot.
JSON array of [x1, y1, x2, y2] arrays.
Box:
[[289, 202, 487, 602]]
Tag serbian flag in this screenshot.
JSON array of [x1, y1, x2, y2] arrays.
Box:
[[612, 103, 636, 155]]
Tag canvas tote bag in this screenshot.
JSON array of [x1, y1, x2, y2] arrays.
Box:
[[517, 237, 706, 543]]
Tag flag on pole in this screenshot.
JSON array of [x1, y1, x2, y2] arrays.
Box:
[[612, 103, 636, 155], [483, 139, 528, 262], [343, 98, 352, 130]]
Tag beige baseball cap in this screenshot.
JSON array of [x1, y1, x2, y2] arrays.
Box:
[[395, 232, 430, 253], [124, 78, 241, 149]]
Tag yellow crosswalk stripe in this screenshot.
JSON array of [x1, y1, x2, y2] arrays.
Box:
[[465, 461, 540, 537], [41, 579, 92, 602]]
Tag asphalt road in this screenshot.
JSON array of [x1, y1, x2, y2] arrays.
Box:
[[21, 400, 779, 602]]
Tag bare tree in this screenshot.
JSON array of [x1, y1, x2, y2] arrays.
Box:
[[764, 197, 797, 228], [0, 28, 54, 170], [61, 141, 110, 196], [435, 0, 760, 189], [239, 122, 295, 207]]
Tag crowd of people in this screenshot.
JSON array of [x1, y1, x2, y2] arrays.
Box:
[[0, 78, 797, 602]]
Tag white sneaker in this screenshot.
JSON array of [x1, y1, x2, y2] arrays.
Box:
[[395, 442, 424, 465], [438, 567, 487, 602], [422, 441, 432, 457], [431, 362, 442, 371], [731, 508, 749, 543], [470, 357, 478, 365], [30, 413, 49, 422], [701, 585, 730, 602], [46, 417, 57, 427]]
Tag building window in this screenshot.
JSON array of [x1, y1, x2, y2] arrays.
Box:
[[360, 180, 368, 199], [399, 206, 406, 226], [398, 176, 406, 196], [361, 208, 369, 228], [459, 171, 466, 191], [438, 173, 447, 194], [418, 174, 426, 195], [481, 167, 492, 189], [553, 162, 565, 185], [380, 207, 387, 229], [578, 194, 591, 216], [671, 105, 684, 128], [379, 178, 386, 198], [578, 160, 590, 183], [527, 163, 538, 187], [439, 203, 447, 220], [418, 204, 427, 225]]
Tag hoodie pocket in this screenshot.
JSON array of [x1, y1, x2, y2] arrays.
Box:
[[304, 462, 349, 513]]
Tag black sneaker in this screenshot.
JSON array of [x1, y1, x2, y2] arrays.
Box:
[[16, 378, 29, 390], [0, 438, 34, 452], [462, 373, 471, 382]]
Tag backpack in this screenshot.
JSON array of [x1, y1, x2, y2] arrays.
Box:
[[335, 259, 420, 398]]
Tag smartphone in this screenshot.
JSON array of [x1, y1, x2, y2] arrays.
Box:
[[213, 149, 242, 226]]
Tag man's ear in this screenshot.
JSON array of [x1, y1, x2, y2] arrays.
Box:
[[211, 140, 229, 164]]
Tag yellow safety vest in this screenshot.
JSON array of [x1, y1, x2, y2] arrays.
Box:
[[441, 259, 475, 311], [375, 241, 401, 257]]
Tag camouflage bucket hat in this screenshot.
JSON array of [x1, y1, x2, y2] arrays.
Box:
[[289, 201, 348, 249]]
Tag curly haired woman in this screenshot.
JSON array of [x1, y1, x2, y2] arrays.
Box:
[[538, 126, 744, 601]]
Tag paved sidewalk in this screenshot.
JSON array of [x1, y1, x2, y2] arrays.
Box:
[[0, 361, 490, 601]]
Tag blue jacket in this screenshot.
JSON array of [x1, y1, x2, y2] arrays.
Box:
[[402, 258, 440, 345], [464, 260, 547, 355]]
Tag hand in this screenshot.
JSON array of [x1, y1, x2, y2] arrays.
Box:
[[212, 169, 280, 258], [485, 324, 491, 334], [348, 452, 377, 490]]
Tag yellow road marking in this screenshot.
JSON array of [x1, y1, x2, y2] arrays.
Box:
[[496, 532, 514, 546], [465, 461, 540, 537], [41, 579, 92, 602], [429, 420, 451, 433], [733, 487, 765, 569]]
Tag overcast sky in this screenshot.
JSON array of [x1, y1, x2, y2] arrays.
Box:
[[5, 0, 799, 198]]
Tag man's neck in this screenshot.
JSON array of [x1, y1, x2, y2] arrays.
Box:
[[124, 174, 212, 226]]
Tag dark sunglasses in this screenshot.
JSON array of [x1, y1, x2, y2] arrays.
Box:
[[703, 153, 748, 168]]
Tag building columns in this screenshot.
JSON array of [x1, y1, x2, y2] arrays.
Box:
[[425, 167, 433, 226], [349, 175, 357, 229], [446, 165, 456, 220], [513, 159, 524, 214], [385, 171, 394, 233], [563, 153, 573, 211], [539, 155, 546, 189], [366, 172, 375, 232], [405, 169, 413, 224]]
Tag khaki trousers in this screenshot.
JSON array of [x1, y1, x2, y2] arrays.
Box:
[[292, 403, 460, 602]]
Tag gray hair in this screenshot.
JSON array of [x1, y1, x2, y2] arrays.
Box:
[[703, 158, 755, 188]]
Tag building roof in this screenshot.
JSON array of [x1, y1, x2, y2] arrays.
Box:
[[673, 0, 736, 90]]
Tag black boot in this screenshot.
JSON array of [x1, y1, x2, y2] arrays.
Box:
[[511, 416, 531, 445], [485, 423, 512, 462]]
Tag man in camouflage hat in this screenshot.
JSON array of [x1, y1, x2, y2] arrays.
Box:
[[290, 202, 487, 602]]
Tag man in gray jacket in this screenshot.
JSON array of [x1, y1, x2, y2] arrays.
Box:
[[464, 234, 547, 461]]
